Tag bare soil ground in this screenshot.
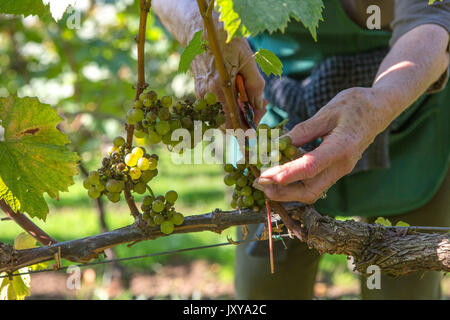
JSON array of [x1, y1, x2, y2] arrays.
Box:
[[28, 260, 449, 300]]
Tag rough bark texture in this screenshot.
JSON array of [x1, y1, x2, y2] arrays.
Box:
[[1, 204, 448, 276]]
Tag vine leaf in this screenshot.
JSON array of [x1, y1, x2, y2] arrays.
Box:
[[218, 0, 324, 41], [0, 0, 75, 21], [0, 95, 80, 220], [216, 0, 250, 42], [0, 177, 20, 213], [254, 49, 283, 77], [178, 30, 206, 73], [374, 217, 392, 227]]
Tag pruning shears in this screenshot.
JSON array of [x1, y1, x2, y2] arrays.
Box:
[[236, 74, 257, 130]]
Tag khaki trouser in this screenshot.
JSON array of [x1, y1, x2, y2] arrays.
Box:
[[234, 170, 450, 299]]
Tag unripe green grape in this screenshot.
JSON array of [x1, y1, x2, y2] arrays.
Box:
[[160, 95, 173, 108], [253, 190, 265, 201], [283, 144, 298, 159], [139, 92, 146, 102], [216, 114, 226, 126], [107, 192, 120, 203], [143, 195, 154, 206], [155, 120, 170, 136], [236, 176, 248, 187], [88, 171, 100, 185], [242, 195, 254, 207], [88, 187, 101, 199], [241, 186, 252, 197], [160, 220, 174, 234], [154, 214, 165, 225], [129, 167, 142, 180], [256, 198, 265, 206], [137, 157, 150, 171], [134, 130, 146, 139], [181, 117, 193, 129], [165, 190, 178, 204], [169, 119, 182, 130], [146, 90, 157, 103], [147, 158, 158, 171], [224, 174, 236, 186], [204, 92, 217, 105], [134, 100, 143, 109], [143, 98, 152, 107], [95, 183, 105, 192], [125, 153, 138, 167], [147, 216, 156, 227], [83, 179, 91, 190], [133, 182, 146, 194], [152, 199, 165, 213], [230, 198, 238, 209], [106, 179, 122, 193], [237, 196, 245, 208], [148, 130, 162, 144], [270, 150, 282, 163], [278, 136, 291, 151], [113, 136, 126, 148], [224, 164, 235, 173], [141, 170, 154, 183], [193, 98, 207, 111], [146, 111, 158, 122], [126, 108, 144, 125], [162, 133, 174, 145], [171, 212, 184, 226], [158, 108, 171, 121]]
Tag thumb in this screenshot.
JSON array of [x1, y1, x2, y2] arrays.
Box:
[[288, 113, 333, 147]]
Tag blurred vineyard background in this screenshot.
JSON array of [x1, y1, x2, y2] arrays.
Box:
[[0, 0, 449, 300]]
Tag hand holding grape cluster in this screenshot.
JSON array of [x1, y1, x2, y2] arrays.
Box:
[[223, 123, 301, 210]]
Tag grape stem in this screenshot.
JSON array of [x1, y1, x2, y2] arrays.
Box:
[[124, 0, 152, 228]]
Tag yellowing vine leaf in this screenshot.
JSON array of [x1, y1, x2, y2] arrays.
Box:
[[0, 95, 80, 220], [216, 0, 250, 42], [374, 217, 392, 227]]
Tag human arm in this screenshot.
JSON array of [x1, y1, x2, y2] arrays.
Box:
[[255, 24, 449, 204]]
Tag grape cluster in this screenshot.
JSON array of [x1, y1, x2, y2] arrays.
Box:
[[127, 89, 225, 151], [223, 123, 300, 210], [83, 142, 158, 203], [140, 190, 184, 234]]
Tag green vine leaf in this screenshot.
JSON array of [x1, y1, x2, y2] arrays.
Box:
[[216, 0, 250, 42], [0, 0, 75, 21], [374, 217, 392, 227], [254, 49, 283, 77], [219, 0, 324, 41], [178, 30, 206, 73], [395, 221, 410, 227], [0, 95, 80, 220]]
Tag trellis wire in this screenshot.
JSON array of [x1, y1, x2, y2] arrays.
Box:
[[0, 234, 291, 279]]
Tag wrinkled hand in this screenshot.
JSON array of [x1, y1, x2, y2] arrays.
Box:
[[253, 87, 391, 204], [191, 28, 266, 128]]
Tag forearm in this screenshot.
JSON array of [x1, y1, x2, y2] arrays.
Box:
[[372, 24, 449, 124], [153, 0, 203, 46]]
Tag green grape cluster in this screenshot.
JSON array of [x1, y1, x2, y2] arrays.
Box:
[[140, 190, 184, 234], [127, 89, 225, 151], [223, 123, 300, 210], [83, 142, 158, 203]]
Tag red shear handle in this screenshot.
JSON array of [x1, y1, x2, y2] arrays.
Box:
[[236, 74, 249, 103]]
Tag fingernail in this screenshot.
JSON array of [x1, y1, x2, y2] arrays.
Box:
[[252, 180, 265, 192], [256, 177, 272, 185]]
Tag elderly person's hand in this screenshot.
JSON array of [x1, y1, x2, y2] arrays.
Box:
[[253, 87, 387, 204]]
